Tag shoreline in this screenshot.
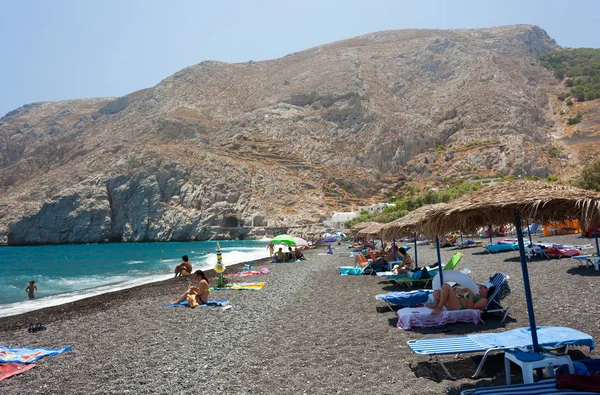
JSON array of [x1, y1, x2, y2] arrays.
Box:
[[0, 256, 273, 331], [1, 236, 598, 394]]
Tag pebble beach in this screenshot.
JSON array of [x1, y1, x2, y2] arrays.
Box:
[[1, 234, 599, 394]]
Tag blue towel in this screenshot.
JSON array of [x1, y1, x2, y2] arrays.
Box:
[[338, 267, 364, 275], [0, 346, 71, 363], [470, 326, 595, 350], [165, 300, 229, 307], [376, 289, 432, 306]]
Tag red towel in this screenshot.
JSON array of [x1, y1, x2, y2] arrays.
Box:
[[556, 374, 600, 392], [0, 363, 36, 381]]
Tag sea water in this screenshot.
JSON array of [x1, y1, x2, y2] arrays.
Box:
[[0, 239, 271, 317]]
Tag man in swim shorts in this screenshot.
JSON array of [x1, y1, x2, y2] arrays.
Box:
[[174, 255, 193, 277]]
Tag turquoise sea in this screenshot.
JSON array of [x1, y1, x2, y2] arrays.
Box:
[[0, 239, 270, 317]]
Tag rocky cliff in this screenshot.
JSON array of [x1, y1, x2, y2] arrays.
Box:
[[1, 24, 594, 245]]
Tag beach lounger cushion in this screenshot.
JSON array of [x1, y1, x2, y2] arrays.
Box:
[[396, 306, 481, 330], [375, 289, 431, 307]]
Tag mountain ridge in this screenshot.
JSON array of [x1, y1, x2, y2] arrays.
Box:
[[1, 24, 597, 245]]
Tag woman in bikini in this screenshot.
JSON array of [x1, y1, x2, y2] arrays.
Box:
[[172, 270, 210, 305], [392, 247, 413, 274], [426, 281, 494, 315]]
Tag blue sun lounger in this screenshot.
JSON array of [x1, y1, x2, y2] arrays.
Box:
[[408, 326, 594, 380], [461, 379, 599, 395]]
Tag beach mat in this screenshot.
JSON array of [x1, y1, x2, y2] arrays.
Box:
[[210, 282, 265, 291], [0, 346, 72, 363], [165, 300, 230, 307], [0, 363, 36, 381], [225, 268, 270, 277]]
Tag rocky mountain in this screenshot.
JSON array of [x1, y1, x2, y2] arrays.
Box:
[[1, 24, 597, 245]]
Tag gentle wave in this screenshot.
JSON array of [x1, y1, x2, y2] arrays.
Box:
[[0, 246, 270, 318]]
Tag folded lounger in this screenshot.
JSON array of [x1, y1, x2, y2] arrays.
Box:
[[461, 378, 600, 395], [408, 326, 594, 380]]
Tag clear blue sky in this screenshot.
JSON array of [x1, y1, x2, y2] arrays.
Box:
[[1, 0, 599, 117]]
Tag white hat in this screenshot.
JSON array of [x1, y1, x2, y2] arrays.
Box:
[[478, 281, 494, 289]]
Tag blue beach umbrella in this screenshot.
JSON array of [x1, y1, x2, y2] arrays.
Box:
[[422, 181, 600, 352]]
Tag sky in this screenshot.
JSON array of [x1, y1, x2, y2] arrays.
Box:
[[1, 0, 600, 117]]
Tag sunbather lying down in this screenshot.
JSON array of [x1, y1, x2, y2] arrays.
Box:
[[426, 282, 495, 315]]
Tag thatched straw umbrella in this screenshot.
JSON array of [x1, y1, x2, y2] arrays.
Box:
[[355, 222, 385, 252], [422, 181, 600, 236], [421, 180, 600, 352], [350, 221, 380, 234], [357, 222, 384, 237], [382, 203, 450, 239], [381, 203, 451, 269]]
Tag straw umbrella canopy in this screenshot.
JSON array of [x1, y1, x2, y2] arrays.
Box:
[[357, 222, 384, 237], [381, 203, 451, 271], [351, 221, 380, 234], [422, 181, 600, 235], [382, 203, 451, 239], [420, 180, 600, 352]]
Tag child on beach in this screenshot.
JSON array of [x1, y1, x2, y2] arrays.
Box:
[[25, 280, 37, 300]]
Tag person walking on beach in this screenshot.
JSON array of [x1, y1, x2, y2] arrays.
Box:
[[267, 242, 275, 257], [25, 280, 37, 300], [174, 255, 193, 277]]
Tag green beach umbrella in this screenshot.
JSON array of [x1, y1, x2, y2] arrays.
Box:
[[270, 234, 297, 246]]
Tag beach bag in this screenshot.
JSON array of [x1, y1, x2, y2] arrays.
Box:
[[413, 267, 430, 280]]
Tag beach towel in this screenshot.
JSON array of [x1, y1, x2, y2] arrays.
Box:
[[0, 346, 72, 364], [210, 282, 265, 291], [376, 289, 432, 306], [396, 307, 481, 330], [225, 268, 270, 277], [470, 326, 595, 350], [165, 300, 230, 307], [0, 363, 36, 381]]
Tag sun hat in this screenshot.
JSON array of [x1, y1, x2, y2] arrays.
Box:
[[478, 281, 494, 289]]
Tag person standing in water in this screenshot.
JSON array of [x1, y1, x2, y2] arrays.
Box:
[[267, 242, 275, 257], [25, 280, 38, 300]]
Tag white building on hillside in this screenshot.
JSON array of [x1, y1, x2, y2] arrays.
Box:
[[327, 212, 357, 229], [358, 203, 396, 215]]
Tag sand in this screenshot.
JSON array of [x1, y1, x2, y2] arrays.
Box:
[[1, 234, 599, 394]]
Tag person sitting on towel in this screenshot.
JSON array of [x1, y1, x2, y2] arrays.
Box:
[[274, 247, 286, 263], [392, 247, 413, 274], [174, 255, 193, 277], [172, 270, 210, 306], [294, 247, 306, 260], [426, 281, 494, 315]]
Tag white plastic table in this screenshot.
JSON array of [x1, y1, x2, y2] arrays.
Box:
[[504, 350, 574, 385]]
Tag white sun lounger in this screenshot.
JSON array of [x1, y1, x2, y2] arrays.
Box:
[[408, 326, 594, 380]]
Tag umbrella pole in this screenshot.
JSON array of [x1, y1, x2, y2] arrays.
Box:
[[595, 225, 599, 257], [526, 219, 533, 246], [413, 232, 418, 269], [460, 231, 464, 249], [488, 224, 493, 244], [515, 210, 541, 352], [435, 235, 443, 285], [393, 238, 397, 261]]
